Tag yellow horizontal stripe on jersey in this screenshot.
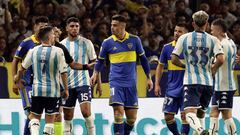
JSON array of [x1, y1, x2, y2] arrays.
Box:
[[109, 51, 137, 63], [167, 60, 185, 70]]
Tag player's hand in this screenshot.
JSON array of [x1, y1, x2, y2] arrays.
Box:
[[154, 84, 161, 96], [61, 90, 69, 100], [96, 83, 102, 97], [87, 62, 96, 70], [13, 83, 19, 95], [147, 78, 153, 91], [236, 55, 240, 64], [90, 73, 98, 86]]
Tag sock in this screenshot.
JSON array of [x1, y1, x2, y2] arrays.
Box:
[[181, 123, 190, 135], [63, 120, 72, 135], [209, 117, 218, 135], [54, 122, 62, 135], [29, 119, 40, 135], [24, 118, 31, 135], [114, 123, 124, 135], [85, 115, 95, 135], [186, 113, 204, 135], [166, 120, 180, 135], [124, 122, 134, 135], [225, 118, 236, 135], [199, 117, 205, 129], [43, 123, 54, 135]]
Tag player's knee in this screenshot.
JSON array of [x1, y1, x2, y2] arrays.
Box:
[[82, 110, 91, 118], [222, 110, 232, 120], [197, 109, 205, 118], [210, 108, 219, 118], [126, 118, 136, 125], [63, 111, 73, 120], [54, 114, 62, 122], [114, 114, 124, 124], [164, 113, 175, 123]]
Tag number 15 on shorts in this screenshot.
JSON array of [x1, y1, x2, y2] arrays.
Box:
[[110, 87, 115, 96]]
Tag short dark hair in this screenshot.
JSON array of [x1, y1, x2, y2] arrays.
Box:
[[66, 17, 80, 25], [212, 18, 227, 32], [111, 14, 127, 23], [176, 23, 189, 31], [37, 26, 53, 42], [34, 16, 49, 25]]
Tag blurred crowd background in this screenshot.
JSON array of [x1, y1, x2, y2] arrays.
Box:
[[0, 0, 240, 63]]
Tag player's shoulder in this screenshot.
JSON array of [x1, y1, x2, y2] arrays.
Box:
[[60, 38, 68, 45], [129, 33, 139, 39], [103, 36, 114, 43], [21, 36, 34, 45]]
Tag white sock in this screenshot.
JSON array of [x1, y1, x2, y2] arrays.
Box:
[[43, 123, 54, 135], [225, 118, 236, 135], [209, 117, 218, 135], [199, 117, 205, 129], [29, 119, 40, 135], [186, 113, 204, 135], [63, 120, 72, 135], [85, 115, 95, 135]]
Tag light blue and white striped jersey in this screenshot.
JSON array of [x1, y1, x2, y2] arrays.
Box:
[[22, 45, 67, 97], [214, 36, 237, 91], [60, 36, 97, 89], [172, 31, 223, 86]]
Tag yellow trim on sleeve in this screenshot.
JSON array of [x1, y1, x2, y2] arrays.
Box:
[[109, 51, 136, 63]]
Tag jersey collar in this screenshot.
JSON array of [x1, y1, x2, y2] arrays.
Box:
[[31, 35, 39, 44], [112, 32, 129, 42], [171, 40, 176, 47]]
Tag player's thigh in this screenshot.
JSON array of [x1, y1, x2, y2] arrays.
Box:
[[80, 102, 91, 117], [19, 86, 32, 111], [163, 96, 180, 114], [124, 86, 138, 109], [125, 108, 138, 124], [200, 85, 213, 110], [30, 96, 45, 116], [63, 88, 78, 108], [109, 86, 125, 106], [77, 86, 92, 104], [113, 105, 125, 116], [183, 85, 203, 110]]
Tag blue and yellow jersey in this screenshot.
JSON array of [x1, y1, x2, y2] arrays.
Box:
[[15, 35, 39, 86], [99, 32, 144, 87], [159, 41, 185, 97]]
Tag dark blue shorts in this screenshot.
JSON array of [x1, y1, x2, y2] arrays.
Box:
[[211, 91, 235, 110], [163, 96, 184, 114], [20, 85, 32, 110], [183, 85, 213, 110], [63, 86, 92, 108], [31, 96, 59, 115], [109, 85, 138, 108]]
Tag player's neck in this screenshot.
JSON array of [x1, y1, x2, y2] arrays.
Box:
[[68, 35, 78, 41], [116, 31, 126, 40], [42, 42, 51, 46]]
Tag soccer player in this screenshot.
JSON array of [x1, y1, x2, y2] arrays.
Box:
[[52, 27, 101, 135], [90, 14, 153, 135], [171, 11, 225, 135], [209, 19, 237, 135], [14, 26, 69, 135], [12, 16, 48, 135], [154, 23, 189, 135], [60, 17, 98, 135]]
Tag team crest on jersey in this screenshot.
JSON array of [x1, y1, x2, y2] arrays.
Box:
[[127, 43, 133, 50]]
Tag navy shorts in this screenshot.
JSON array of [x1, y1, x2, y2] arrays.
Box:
[[31, 96, 59, 115], [63, 86, 92, 108], [109, 85, 138, 109], [183, 85, 213, 110], [163, 96, 184, 114], [211, 91, 235, 110], [20, 85, 32, 110]]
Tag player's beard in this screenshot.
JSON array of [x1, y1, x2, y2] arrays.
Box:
[[69, 33, 78, 38]]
